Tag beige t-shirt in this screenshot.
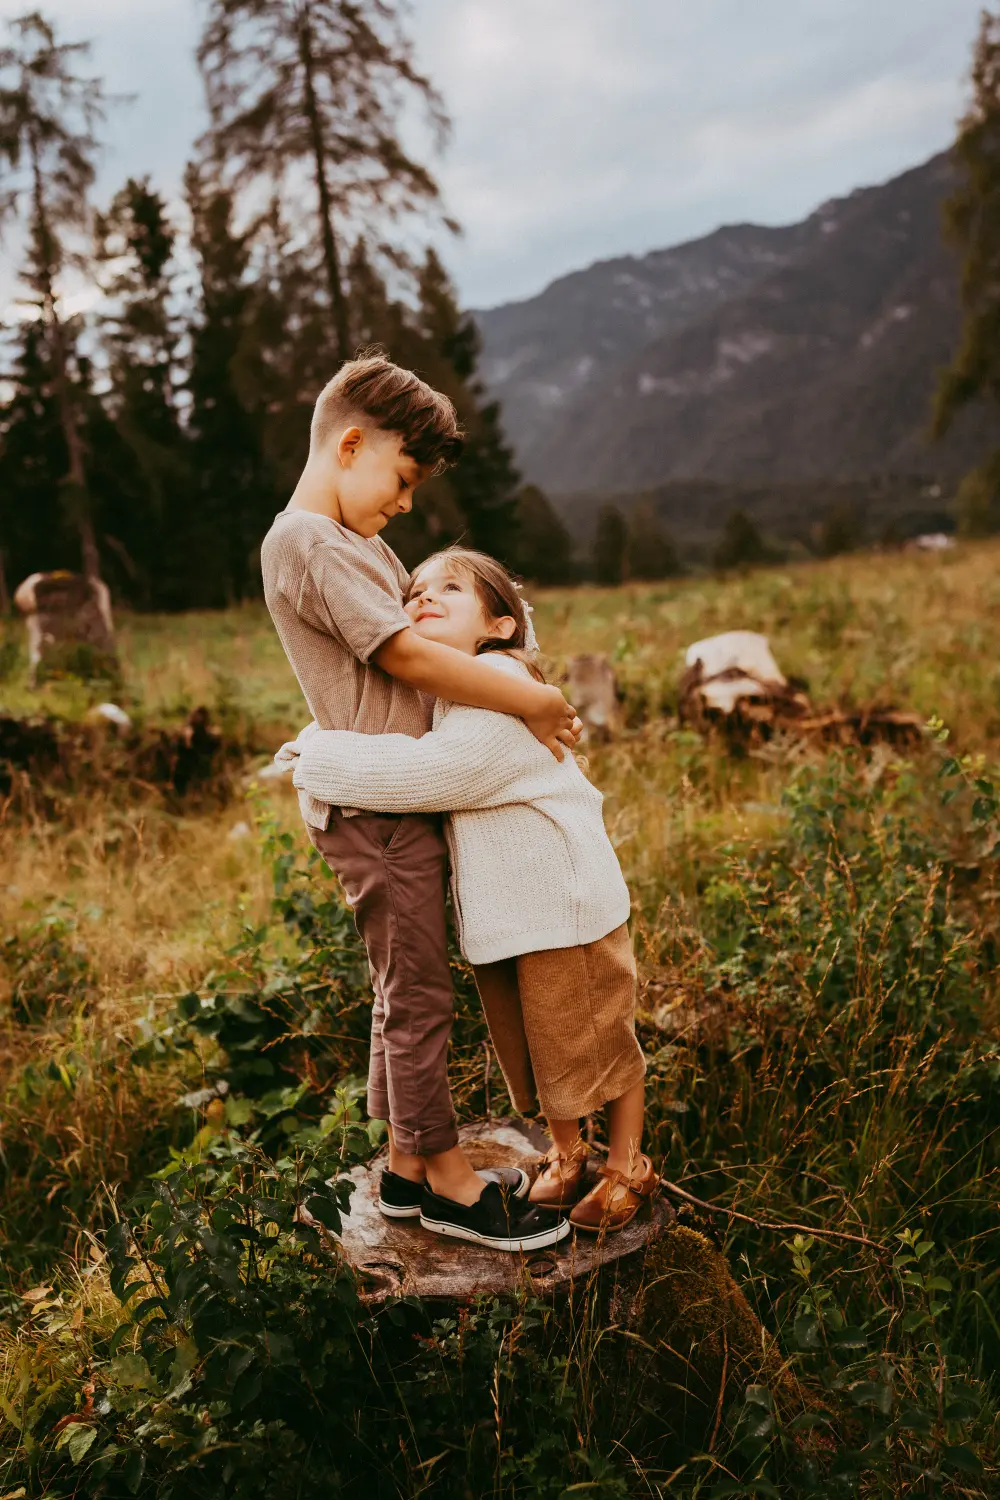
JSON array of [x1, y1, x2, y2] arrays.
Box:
[[261, 509, 431, 828]]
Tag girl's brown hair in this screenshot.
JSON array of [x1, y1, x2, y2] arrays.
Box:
[[409, 547, 544, 680]]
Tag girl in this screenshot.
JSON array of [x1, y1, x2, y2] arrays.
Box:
[[278, 548, 656, 1236]]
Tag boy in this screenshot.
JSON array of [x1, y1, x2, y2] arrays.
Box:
[[261, 354, 579, 1252]]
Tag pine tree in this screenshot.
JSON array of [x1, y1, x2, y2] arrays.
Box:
[[96, 176, 193, 605], [0, 320, 73, 585], [714, 509, 768, 571], [935, 10, 1000, 532], [819, 501, 862, 558], [593, 505, 627, 585], [0, 11, 108, 579], [197, 0, 449, 364], [415, 248, 520, 562], [379, 247, 521, 568], [626, 500, 679, 581], [185, 164, 275, 603], [512, 485, 575, 584]]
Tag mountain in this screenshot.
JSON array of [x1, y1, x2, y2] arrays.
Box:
[[473, 153, 990, 507]]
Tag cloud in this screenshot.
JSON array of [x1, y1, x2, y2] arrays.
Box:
[[409, 0, 981, 304], [0, 0, 983, 311]]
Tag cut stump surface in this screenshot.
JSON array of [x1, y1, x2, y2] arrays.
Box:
[[336, 1118, 675, 1305]]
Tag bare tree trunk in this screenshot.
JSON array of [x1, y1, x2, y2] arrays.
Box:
[[298, 7, 351, 363], [30, 137, 101, 583]]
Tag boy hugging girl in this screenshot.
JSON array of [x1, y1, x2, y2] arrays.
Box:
[[262, 354, 654, 1254]]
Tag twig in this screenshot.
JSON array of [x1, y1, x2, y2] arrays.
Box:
[[658, 1174, 884, 1253], [708, 1327, 729, 1453], [482, 1041, 492, 1121]]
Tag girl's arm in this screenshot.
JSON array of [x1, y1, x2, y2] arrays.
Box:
[[288, 705, 539, 814]]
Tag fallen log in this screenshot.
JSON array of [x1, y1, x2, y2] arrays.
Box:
[[0, 706, 237, 811]]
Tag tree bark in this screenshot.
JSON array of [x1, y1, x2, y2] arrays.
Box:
[[298, 6, 351, 363], [29, 135, 101, 583]]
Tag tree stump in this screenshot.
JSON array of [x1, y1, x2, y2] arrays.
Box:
[[336, 1118, 675, 1306], [334, 1120, 818, 1454], [14, 570, 117, 683], [567, 655, 620, 742]]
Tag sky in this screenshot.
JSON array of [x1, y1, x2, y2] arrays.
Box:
[[0, 0, 985, 310]]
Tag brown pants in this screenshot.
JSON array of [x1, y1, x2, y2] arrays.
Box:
[[308, 811, 458, 1156], [473, 923, 646, 1121]]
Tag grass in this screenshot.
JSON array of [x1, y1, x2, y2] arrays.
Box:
[[0, 540, 999, 1496]]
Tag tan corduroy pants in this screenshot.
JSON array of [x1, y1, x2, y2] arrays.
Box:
[[473, 923, 646, 1121]]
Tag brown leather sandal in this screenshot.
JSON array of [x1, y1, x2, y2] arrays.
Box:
[[569, 1154, 658, 1232], [528, 1141, 589, 1209]]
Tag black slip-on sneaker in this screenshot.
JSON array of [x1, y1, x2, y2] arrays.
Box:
[[419, 1181, 571, 1252], [378, 1166, 530, 1220]]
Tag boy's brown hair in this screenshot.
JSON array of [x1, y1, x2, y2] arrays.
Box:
[[311, 350, 463, 472]]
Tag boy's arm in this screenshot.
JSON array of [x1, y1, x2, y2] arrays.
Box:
[[286, 708, 532, 814], [374, 628, 579, 761]]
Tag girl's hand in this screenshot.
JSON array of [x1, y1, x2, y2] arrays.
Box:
[[273, 739, 301, 771], [524, 685, 583, 761]]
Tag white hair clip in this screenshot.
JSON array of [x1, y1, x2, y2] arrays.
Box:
[[513, 581, 540, 654]]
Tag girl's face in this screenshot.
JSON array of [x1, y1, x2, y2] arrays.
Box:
[[405, 558, 515, 655]]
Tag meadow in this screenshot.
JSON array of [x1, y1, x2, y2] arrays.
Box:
[[1, 541, 999, 1497]]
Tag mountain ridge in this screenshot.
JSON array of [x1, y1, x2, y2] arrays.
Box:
[[472, 151, 988, 507]]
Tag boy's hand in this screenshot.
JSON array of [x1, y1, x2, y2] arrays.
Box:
[[525, 685, 583, 761]]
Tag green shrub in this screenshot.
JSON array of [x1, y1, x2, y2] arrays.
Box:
[[1, 910, 92, 1024]]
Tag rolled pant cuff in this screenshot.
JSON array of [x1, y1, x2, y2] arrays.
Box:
[[367, 1091, 391, 1123], [389, 1119, 459, 1156]]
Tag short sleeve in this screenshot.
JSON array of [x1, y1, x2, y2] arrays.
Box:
[[296, 534, 412, 663]]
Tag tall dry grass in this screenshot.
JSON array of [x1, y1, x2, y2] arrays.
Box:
[[0, 542, 998, 1494]]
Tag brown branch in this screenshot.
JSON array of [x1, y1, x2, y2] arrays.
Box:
[[659, 1174, 885, 1254]]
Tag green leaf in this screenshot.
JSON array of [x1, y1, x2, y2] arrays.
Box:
[[793, 1314, 821, 1349], [849, 1381, 893, 1414], [709, 1483, 781, 1498], [225, 1095, 255, 1127], [230, 1368, 262, 1411], [829, 1326, 868, 1349], [942, 1444, 983, 1474], [67, 1425, 97, 1463], [123, 1449, 146, 1493], [304, 1193, 342, 1232], [264, 1330, 295, 1364], [110, 1353, 153, 1388]]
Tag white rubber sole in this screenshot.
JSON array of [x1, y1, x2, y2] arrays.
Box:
[[377, 1201, 422, 1220], [419, 1214, 571, 1253]]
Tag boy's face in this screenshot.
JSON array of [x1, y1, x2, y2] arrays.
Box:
[[333, 425, 429, 538]]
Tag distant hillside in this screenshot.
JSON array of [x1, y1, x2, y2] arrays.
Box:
[[474, 153, 991, 509]]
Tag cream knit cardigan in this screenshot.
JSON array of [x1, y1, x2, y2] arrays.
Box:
[[282, 654, 631, 965]]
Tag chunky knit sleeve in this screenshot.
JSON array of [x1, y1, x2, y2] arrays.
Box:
[[290, 706, 536, 814]]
